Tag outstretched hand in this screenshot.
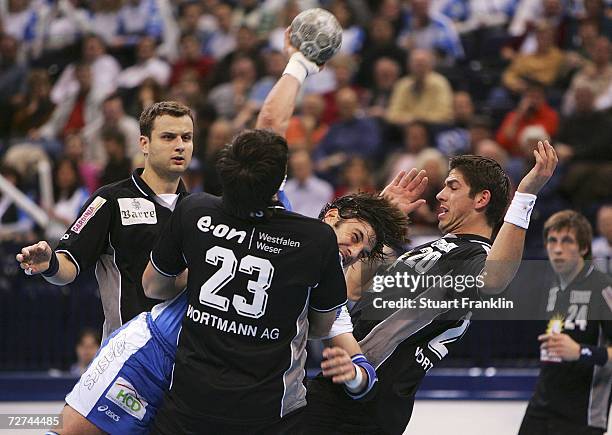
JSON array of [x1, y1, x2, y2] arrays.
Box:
[[517, 140, 558, 195], [380, 169, 428, 215], [16, 241, 52, 275]]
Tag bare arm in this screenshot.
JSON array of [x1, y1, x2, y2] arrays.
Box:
[[256, 29, 316, 135], [481, 141, 558, 295], [142, 261, 187, 300], [16, 241, 77, 285]]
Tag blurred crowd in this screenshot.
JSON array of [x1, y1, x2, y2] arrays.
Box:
[[0, 0, 611, 261]]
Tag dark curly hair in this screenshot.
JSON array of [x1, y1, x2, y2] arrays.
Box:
[[217, 129, 288, 219], [318, 192, 409, 261]]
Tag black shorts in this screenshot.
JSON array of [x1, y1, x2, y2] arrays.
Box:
[[299, 377, 412, 435], [519, 413, 605, 435], [151, 406, 304, 435]]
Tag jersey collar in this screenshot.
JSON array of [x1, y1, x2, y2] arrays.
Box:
[[555, 262, 595, 289], [131, 168, 188, 198], [444, 233, 493, 246]]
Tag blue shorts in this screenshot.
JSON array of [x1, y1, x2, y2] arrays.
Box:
[[65, 313, 174, 434]]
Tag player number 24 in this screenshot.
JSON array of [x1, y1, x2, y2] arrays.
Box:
[[199, 246, 274, 319]]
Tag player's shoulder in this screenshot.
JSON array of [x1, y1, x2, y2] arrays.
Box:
[[93, 176, 139, 200], [272, 210, 337, 242], [447, 234, 492, 255], [180, 192, 221, 209], [586, 265, 612, 288]]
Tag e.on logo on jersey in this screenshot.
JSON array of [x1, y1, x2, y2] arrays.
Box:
[[197, 215, 247, 244]]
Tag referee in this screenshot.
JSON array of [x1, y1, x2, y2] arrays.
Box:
[[16, 101, 194, 340], [519, 210, 612, 435]]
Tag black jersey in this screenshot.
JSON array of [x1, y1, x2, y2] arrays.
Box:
[[149, 193, 347, 429], [306, 233, 491, 435], [56, 169, 188, 339], [526, 264, 612, 429]]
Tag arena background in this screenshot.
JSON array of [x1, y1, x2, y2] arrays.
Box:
[[0, 0, 611, 433]]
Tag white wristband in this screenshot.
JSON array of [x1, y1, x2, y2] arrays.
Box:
[[504, 191, 537, 229], [282, 52, 320, 85], [343, 363, 363, 392]]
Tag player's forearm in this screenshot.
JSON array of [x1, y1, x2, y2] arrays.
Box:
[[43, 252, 78, 285], [142, 261, 182, 300], [255, 74, 301, 135]]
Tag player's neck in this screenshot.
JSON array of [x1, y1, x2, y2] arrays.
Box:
[[558, 259, 585, 289], [141, 167, 180, 195], [448, 221, 493, 240]]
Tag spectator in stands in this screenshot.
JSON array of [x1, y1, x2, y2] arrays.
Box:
[[207, 56, 256, 119], [70, 328, 101, 376], [124, 77, 164, 119], [247, 50, 286, 110], [467, 115, 494, 151], [330, 0, 366, 55], [334, 156, 375, 197], [502, 22, 565, 94], [496, 80, 559, 155], [284, 149, 334, 219], [48, 158, 89, 234], [211, 25, 262, 87], [202, 2, 236, 60], [63, 134, 100, 193], [2, 0, 40, 54], [435, 90, 475, 157], [81, 93, 141, 167], [319, 54, 362, 123], [364, 57, 402, 119], [410, 148, 447, 232], [562, 36, 612, 115], [178, 1, 212, 42], [37, 62, 104, 141], [202, 119, 233, 196], [87, 0, 122, 47], [51, 34, 120, 106], [397, 0, 464, 64], [115, 0, 164, 47], [169, 33, 215, 88], [0, 34, 27, 140], [315, 87, 381, 181], [98, 128, 132, 186], [556, 84, 612, 163], [33, 0, 90, 60], [267, 1, 300, 53], [593, 204, 612, 273], [11, 69, 55, 140], [474, 138, 524, 186], [355, 16, 406, 89], [117, 36, 171, 89], [386, 49, 453, 126], [381, 120, 430, 185], [232, 0, 276, 37], [286, 94, 329, 152]]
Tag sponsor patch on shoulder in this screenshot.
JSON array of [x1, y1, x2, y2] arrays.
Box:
[[71, 196, 107, 234], [105, 376, 148, 420], [118, 198, 157, 226]]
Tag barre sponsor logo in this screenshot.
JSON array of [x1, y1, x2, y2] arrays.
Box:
[[118, 198, 157, 226], [71, 196, 107, 233]]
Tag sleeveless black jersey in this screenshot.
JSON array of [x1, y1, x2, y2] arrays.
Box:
[[306, 233, 491, 435], [526, 264, 612, 429], [150, 193, 347, 429]]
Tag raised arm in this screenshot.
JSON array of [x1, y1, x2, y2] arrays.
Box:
[[255, 29, 320, 135], [481, 141, 558, 294]]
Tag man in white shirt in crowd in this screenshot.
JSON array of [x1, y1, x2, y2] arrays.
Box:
[[284, 149, 334, 218]]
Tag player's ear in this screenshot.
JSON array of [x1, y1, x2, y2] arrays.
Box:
[[474, 190, 491, 211], [139, 135, 150, 155], [323, 208, 339, 225]]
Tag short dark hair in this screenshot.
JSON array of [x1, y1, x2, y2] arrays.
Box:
[[76, 328, 101, 347], [101, 128, 126, 149], [216, 129, 288, 219], [449, 155, 511, 229], [543, 210, 593, 258], [318, 192, 409, 261], [139, 101, 194, 139]]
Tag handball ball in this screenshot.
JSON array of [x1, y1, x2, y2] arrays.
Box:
[[289, 8, 343, 65]]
